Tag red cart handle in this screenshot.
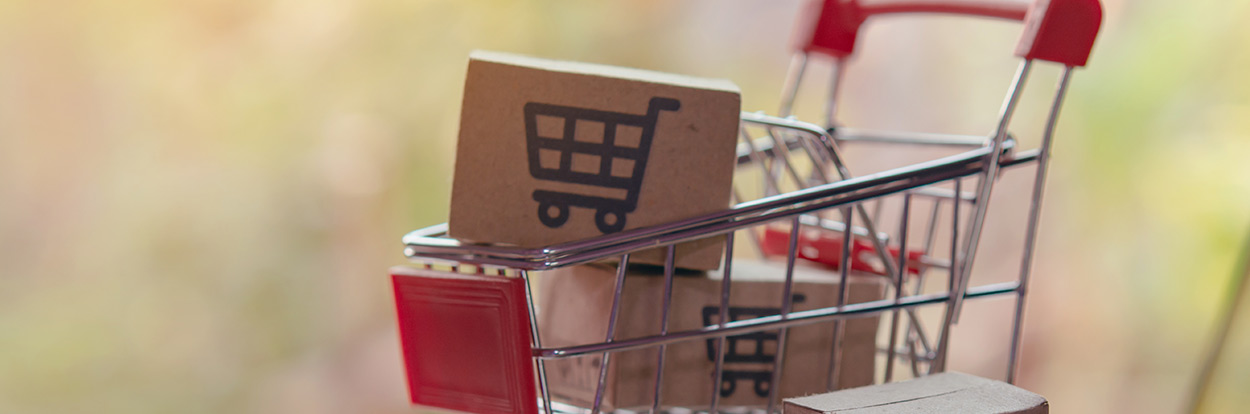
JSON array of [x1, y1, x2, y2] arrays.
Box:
[[797, 0, 1103, 66]]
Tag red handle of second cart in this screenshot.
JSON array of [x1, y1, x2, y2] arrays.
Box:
[[798, 0, 1103, 66]]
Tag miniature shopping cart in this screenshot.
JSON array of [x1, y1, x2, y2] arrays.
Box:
[[392, 0, 1102, 413], [525, 97, 682, 234]]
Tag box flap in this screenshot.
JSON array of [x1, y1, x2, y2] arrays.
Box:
[[784, 372, 1048, 414]]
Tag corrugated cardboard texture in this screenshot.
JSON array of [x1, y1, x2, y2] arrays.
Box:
[[537, 259, 885, 411], [448, 51, 741, 270], [783, 372, 1049, 414]]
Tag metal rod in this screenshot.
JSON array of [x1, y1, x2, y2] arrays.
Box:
[[732, 188, 768, 258], [798, 129, 837, 186], [908, 186, 978, 202], [537, 282, 1019, 359], [885, 194, 912, 382], [932, 178, 962, 374], [520, 270, 554, 414], [779, 53, 808, 118], [901, 198, 945, 375], [798, 214, 888, 241], [811, 113, 933, 364], [872, 198, 885, 224], [767, 126, 810, 190], [827, 207, 854, 391], [650, 245, 678, 414], [742, 127, 785, 197], [1007, 66, 1072, 384], [855, 199, 936, 368], [906, 312, 922, 378], [825, 57, 845, 129], [710, 233, 736, 413], [834, 127, 993, 147], [922, 200, 943, 257], [950, 60, 1033, 322], [591, 254, 632, 413], [769, 216, 803, 413]]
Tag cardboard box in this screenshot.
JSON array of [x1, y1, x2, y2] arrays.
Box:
[[448, 51, 741, 270], [784, 372, 1049, 414], [537, 259, 886, 410]]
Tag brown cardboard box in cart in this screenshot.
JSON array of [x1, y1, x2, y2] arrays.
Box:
[[448, 51, 741, 271], [536, 259, 886, 411]]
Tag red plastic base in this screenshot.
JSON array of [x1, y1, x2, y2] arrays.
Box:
[[391, 267, 537, 414]]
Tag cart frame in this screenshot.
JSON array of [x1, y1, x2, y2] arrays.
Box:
[[396, 0, 1102, 412]]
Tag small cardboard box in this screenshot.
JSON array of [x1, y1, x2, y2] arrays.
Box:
[[448, 51, 741, 271], [537, 259, 886, 410], [783, 372, 1049, 414]]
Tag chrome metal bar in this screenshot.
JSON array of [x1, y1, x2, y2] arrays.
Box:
[[871, 198, 885, 224], [402, 147, 1040, 271], [650, 246, 678, 414], [798, 214, 888, 242], [922, 199, 943, 254], [834, 127, 992, 147], [755, 113, 934, 378], [1006, 67, 1072, 384], [521, 270, 554, 414], [779, 53, 808, 117], [827, 207, 854, 391], [906, 316, 922, 378], [747, 112, 901, 302], [797, 128, 837, 186], [710, 233, 735, 413], [814, 116, 930, 358], [743, 112, 830, 141], [885, 194, 912, 382], [825, 57, 845, 129], [732, 189, 768, 258], [766, 126, 809, 190], [809, 116, 901, 286], [591, 254, 632, 414], [908, 186, 978, 202], [932, 178, 962, 374], [950, 60, 1033, 322], [768, 216, 803, 413], [907, 199, 944, 375], [537, 282, 1020, 359], [741, 127, 785, 197]]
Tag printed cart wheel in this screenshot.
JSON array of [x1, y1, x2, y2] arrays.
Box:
[[538, 201, 569, 228], [595, 208, 626, 234]]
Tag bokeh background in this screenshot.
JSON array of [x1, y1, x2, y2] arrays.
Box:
[[2, 0, 1248, 413]]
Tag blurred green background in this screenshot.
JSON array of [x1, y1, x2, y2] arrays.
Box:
[[1, 0, 1247, 413]]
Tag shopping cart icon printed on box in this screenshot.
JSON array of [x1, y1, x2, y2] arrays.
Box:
[[702, 294, 806, 398], [524, 97, 681, 234]]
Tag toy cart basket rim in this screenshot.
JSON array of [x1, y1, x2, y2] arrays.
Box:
[[402, 112, 1033, 271]]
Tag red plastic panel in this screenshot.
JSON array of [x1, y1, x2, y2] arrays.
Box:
[[391, 267, 537, 414], [795, 0, 861, 59], [796, 0, 1102, 66], [1016, 0, 1103, 67], [760, 226, 925, 276]]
